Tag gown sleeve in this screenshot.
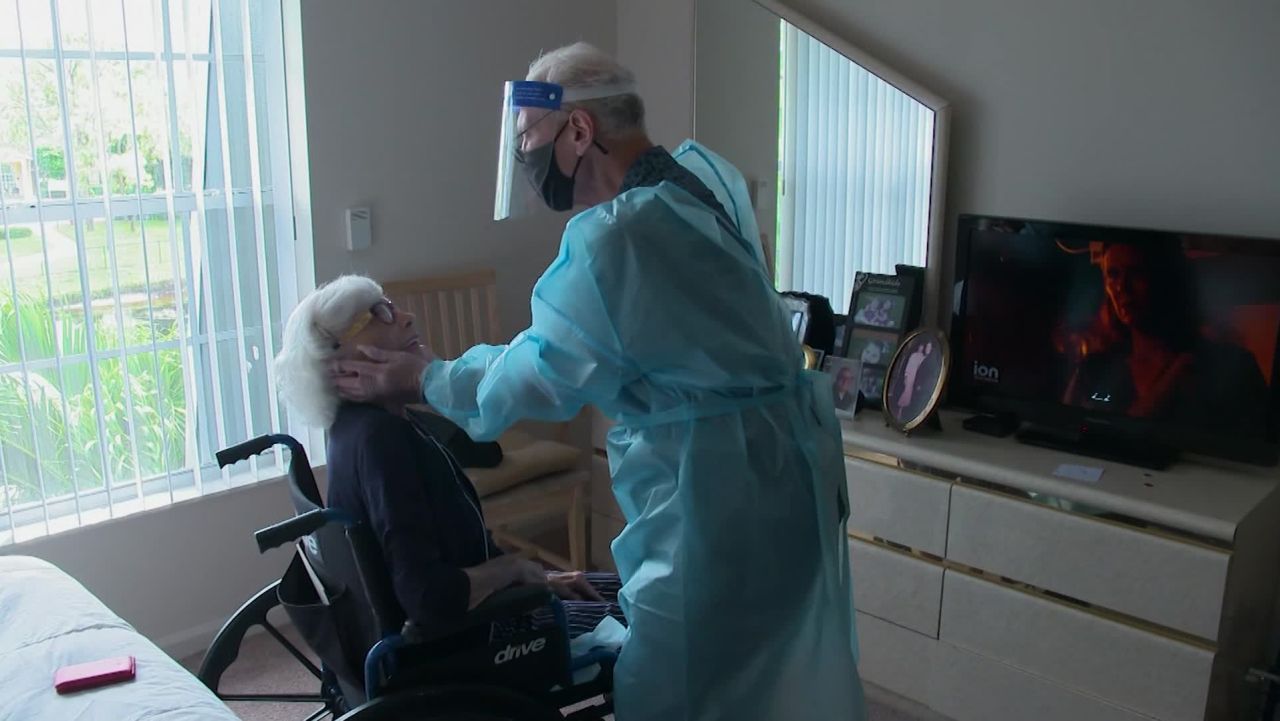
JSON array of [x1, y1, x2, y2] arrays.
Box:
[[421, 216, 631, 441]]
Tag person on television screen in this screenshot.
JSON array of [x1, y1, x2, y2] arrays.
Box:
[[1060, 241, 1269, 427], [832, 365, 858, 412]]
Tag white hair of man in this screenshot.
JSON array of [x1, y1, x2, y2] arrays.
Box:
[[526, 41, 645, 139], [274, 274, 384, 428]]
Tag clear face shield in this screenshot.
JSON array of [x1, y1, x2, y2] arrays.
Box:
[[494, 80, 635, 221]]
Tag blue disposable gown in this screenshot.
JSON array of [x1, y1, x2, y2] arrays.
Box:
[[423, 140, 866, 721]]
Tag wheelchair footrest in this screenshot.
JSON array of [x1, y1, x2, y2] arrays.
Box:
[[562, 696, 614, 720]]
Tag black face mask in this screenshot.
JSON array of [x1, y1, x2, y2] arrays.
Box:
[[517, 119, 608, 212]]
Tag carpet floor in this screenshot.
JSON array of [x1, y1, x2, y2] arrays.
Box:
[[180, 624, 950, 721]]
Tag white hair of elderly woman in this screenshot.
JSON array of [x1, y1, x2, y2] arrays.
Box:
[[526, 41, 645, 138], [274, 274, 384, 428]]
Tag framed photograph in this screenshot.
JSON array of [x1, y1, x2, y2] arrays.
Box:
[[832, 314, 848, 356], [823, 356, 862, 419], [783, 295, 810, 345], [803, 346, 826, 371], [847, 271, 921, 332], [883, 328, 951, 433], [846, 332, 897, 368], [893, 264, 926, 331], [850, 290, 907, 331], [859, 365, 886, 403], [844, 271, 924, 409]]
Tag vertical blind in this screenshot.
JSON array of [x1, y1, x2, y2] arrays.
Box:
[[777, 21, 935, 313], [0, 0, 303, 544]]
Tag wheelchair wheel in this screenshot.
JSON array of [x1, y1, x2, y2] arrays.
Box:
[[197, 581, 343, 719], [337, 685, 563, 721]]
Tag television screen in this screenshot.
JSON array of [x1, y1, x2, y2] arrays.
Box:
[[951, 215, 1280, 462]]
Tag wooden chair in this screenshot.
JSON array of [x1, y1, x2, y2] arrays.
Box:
[[382, 270, 504, 358], [383, 271, 589, 571]]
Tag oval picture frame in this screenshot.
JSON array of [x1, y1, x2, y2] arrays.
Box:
[[882, 328, 950, 433]]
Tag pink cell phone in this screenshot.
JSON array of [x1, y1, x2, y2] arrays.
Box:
[[54, 656, 136, 694]]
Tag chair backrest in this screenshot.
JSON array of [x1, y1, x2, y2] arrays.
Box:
[[383, 270, 503, 360]]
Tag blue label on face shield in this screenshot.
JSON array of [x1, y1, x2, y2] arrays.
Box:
[[510, 81, 564, 110]]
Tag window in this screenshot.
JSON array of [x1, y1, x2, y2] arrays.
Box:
[[0, 162, 20, 199], [776, 20, 936, 313], [0, 0, 309, 544]]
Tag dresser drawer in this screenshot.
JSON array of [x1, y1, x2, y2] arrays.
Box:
[[931, 640, 1157, 721], [855, 611, 936, 704], [947, 484, 1228, 640], [845, 457, 950, 556], [940, 569, 1213, 721], [850, 539, 943, 637]]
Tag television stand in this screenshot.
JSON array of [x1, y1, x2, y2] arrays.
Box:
[[837, 409, 1280, 721], [1015, 423, 1178, 470]]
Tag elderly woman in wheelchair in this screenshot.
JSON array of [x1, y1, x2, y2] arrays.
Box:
[[197, 275, 624, 721]]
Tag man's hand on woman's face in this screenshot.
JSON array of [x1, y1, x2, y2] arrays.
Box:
[[330, 344, 434, 404]]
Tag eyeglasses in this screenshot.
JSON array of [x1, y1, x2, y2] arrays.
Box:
[[514, 109, 563, 160], [331, 298, 396, 348]]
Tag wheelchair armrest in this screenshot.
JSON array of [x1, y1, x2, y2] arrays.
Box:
[[470, 584, 555, 624], [254, 508, 354, 553], [406, 584, 554, 643]]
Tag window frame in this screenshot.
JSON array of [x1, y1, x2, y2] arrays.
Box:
[[0, 0, 316, 544], [754, 0, 950, 324]]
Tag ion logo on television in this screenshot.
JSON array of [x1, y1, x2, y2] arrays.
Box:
[[972, 362, 1000, 384]]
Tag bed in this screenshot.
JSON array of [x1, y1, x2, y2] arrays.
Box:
[[0, 554, 238, 721]]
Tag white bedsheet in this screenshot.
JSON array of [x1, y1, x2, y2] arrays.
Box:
[[0, 555, 239, 720]]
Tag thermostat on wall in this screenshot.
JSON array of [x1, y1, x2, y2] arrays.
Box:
[[346, 207, 372, 251]]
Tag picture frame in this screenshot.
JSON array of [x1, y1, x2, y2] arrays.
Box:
[[844, 270, 923, 409], [846, 333, 897, 368], [783, 295, 810, 345], [850, 288, 908, 330], [883, 328, 950, 433], [893, 264, 926, 331], [859, 364, 887, 403], [832, 314, 848, 357], [823, 356, 863, 419], [802, 346, 826, 371]]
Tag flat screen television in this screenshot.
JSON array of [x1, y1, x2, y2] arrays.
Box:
[[949, 214, 1280, 467]]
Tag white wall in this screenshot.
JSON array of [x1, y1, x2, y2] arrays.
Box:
[[776, 0, 1280, 305], [617, 0, 696, 147], [693, 0, 779, 249], [687, 0, 1280, 318], [2, 1, 618, 660], [304, 0, 618, 332]]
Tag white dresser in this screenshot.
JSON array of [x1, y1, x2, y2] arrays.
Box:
[[584, 406, 1280, 720], [844, 410, 1280, 721]]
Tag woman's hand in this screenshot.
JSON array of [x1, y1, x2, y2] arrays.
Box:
[[463, 555, 549, 609], [331, 344, 434, 404], [546, 571, 606, 602], [506, 556, 551, 587]]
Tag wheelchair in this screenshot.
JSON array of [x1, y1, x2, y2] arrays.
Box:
[[196, 433, 617, 720]]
